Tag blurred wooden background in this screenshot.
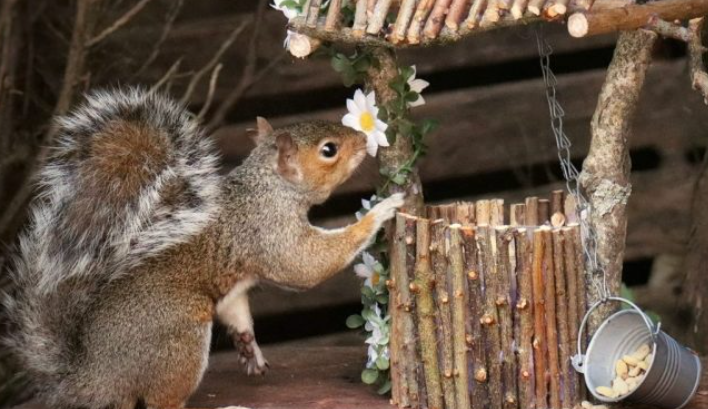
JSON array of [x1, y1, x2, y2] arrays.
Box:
[[1, 0, 704, 353]]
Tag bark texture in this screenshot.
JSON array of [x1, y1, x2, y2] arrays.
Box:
[[578, 29, 657, 334]]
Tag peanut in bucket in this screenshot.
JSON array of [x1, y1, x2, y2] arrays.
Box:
[[571, 297, 701, 409]]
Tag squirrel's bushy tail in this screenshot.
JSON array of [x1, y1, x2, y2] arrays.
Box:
[[3, 88, 222, 398]]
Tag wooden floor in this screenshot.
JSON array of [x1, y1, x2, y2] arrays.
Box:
[[13, 335, 708, 409]]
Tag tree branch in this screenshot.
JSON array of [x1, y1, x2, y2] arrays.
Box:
[[179, 20, 249, 106], [579, 29, 657, 333], [132, 0, 183, 79], [85, 0, 155, 47], [688, 17, 708, 104], [197, 63, 223, 121], [646, 16, 693, 42]]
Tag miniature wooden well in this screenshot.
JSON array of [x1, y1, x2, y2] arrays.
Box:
[[388, 191, 588, 409]]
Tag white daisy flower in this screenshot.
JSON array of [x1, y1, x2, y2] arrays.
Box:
[[355, 194, 378, 220], [271, 0, 299, 20], [342, 89, 389, 157], [406, 65, 430, 108], [354, 252, 380, 288]]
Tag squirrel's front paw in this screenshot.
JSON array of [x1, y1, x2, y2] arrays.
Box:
[[371, 193, 406, 224], [235, 332, 269, 376]]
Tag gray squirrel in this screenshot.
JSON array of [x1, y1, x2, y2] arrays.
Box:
[[3, 88, 404, 409]]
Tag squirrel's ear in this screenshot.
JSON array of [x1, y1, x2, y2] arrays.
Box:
[[276, 133, 300, 181], [247, 117, 275, 145]]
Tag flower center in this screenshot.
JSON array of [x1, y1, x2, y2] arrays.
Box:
[[372, 272, 380, 286], [359, 112, 375, 132]]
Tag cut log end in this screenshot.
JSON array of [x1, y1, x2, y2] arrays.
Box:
[[527, 5, 542, 15], [288, 33, 322, 58], [547, 3, 567, 17], [568, 13, 589, 37]]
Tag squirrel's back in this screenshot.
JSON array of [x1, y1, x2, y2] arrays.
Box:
[[3, 88, 222, 400]]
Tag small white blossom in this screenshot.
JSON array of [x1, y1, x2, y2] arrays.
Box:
[[354, 252, 380, 288], [406, 65, 430, 108], [355, 194, 378, 220], [271, 0, 299, 20], [342, 89, 389, 157]]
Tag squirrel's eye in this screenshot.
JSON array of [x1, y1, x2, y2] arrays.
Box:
[[320, 142, 338, 159]]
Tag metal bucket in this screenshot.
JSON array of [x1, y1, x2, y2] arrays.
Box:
[[572, 297, 701, 409]]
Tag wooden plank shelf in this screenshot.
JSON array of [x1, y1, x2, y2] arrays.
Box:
[[11, 335, 708, 409]]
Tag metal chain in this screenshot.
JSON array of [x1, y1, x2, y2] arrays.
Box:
[[535, 29, 610, 302]]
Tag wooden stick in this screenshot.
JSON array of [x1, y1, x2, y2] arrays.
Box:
[[490, 199, 505, 227], [537, 199, 550, 225], [367, 0, 394, 34], [552, 229, 573, 409], [481, 1, 502, 26], [288, 33, 322, 58], [531, 228, 548, 409], [391, 0, 418, 43], [525, 197, 539, 226], [647, 16, 694, 42], [542, 228, 561, 409], [463, 0, 488, 28], [392, 214, 421, 407], [407, 217, 427, 407], [496, 228, 518, 409], [324, 0, 342, 31], [571, 0, 595, 11], [514, 229, 536, 409], [511, 0, 531, 19], [567, 0, 708, 38], [443, 204, 459, 224], [550, 190, 565, 215], [306, 0, 322, 27], [476, 199, 492, 226], [564, 193, 578, 224], [431, 222, 457, 409], [413, 218, 444, 409], [462, 226, 490, 409], [527, 0, 547, 16], [498, 0, 514, 10], [562, 226, 581, 408], [478, 226, 504, 409], [352, 0, 369, 35], [449, 226, 472, 409], [543, 0, 569, 18], [579, 30, 657, 333], [511, 204, 526, 227], [424, 0, 454, 38], [568, 224, 588, 401], [456, 203, 473, 224], [689, 17, 708, 104], [446, 0, 471, 31], [408, 0, 436, 44], [390, 215, 404, 405]]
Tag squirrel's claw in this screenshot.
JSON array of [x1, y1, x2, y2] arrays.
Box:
[[234, 331, 269, 376]]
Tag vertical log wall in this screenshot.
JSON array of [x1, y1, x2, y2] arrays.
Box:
[[389, 192, 588, 409]]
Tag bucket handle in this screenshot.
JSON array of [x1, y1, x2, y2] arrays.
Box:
[[571, 296, 661, 374]]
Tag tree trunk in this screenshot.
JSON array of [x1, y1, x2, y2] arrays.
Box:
[[366, 47, 425, 216], [579, 29, 657, 334]]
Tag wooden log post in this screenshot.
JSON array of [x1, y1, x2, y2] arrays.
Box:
[[514, 229, 536, 409], [448, 226, 472, 409], [495, 228, 519, 409], [413, 218, 444, 409], [541, 228, 561, 409], [431, 222, 457, 409], [567, 0, 708, 38], [391, 214, 421, 407], [462, 226, 490, 409], [562, 225, 585, 406], [551, 229, 573, 409], [367, 47, 425, 216], [477, 225, 504, 409], [578, 29, 657, 334], [531, 229, 548, 409]]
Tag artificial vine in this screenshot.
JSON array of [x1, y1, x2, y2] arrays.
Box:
[[331, 48, 437, 394]]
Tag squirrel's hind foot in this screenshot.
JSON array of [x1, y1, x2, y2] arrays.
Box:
[[234, 332, 269, 376]]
